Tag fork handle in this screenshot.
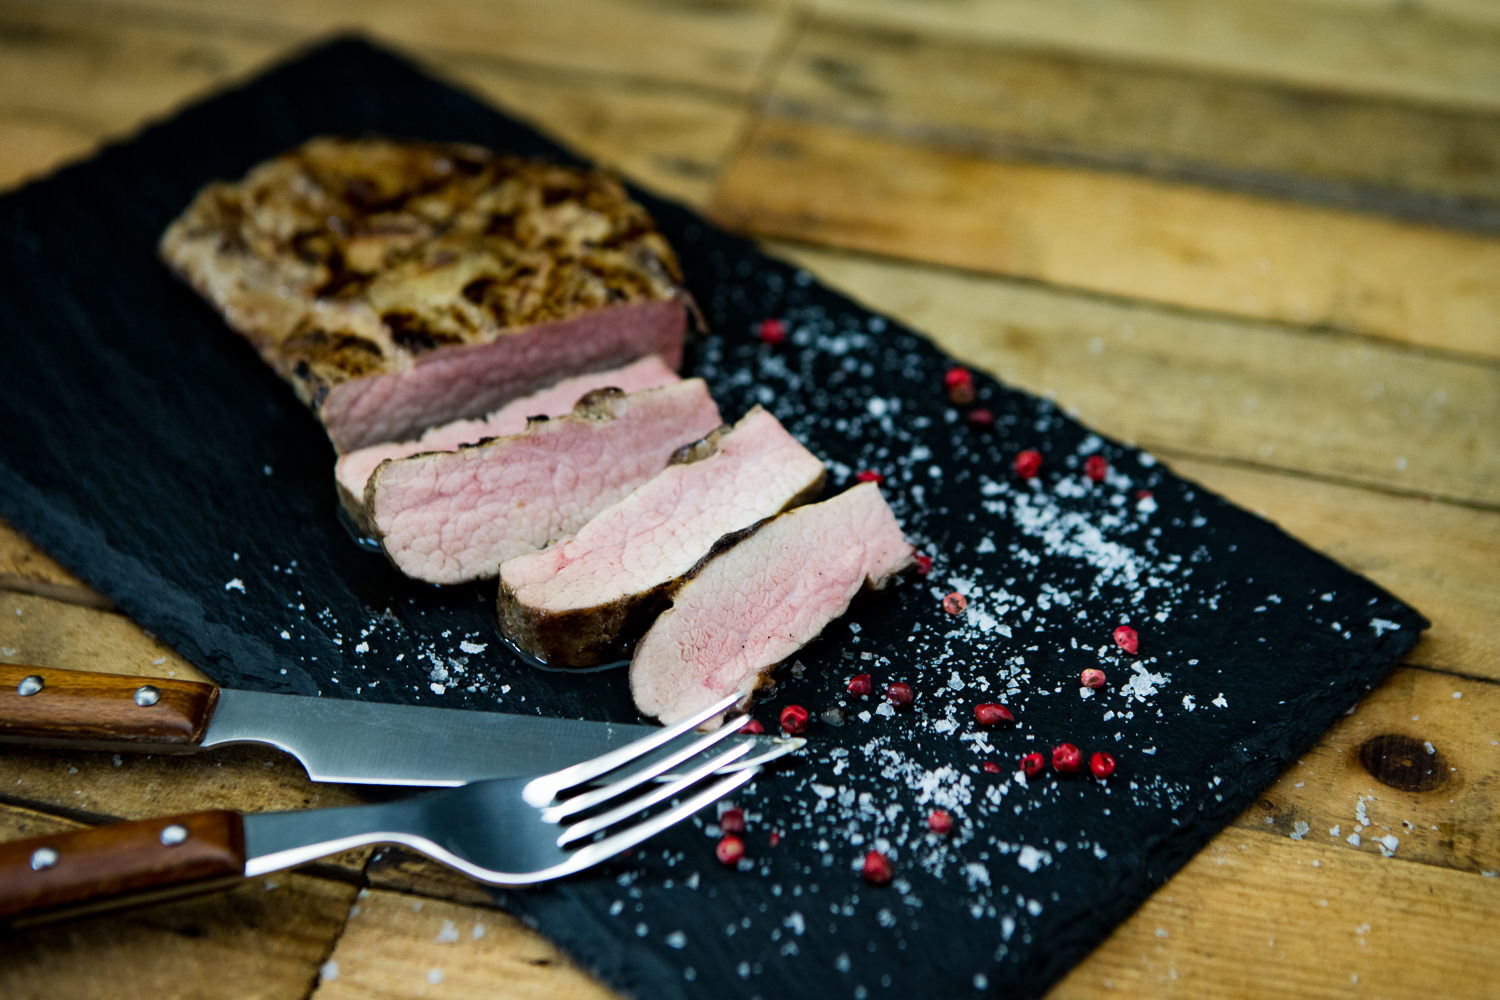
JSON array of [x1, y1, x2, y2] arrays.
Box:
[[0, 810, 246, 926]]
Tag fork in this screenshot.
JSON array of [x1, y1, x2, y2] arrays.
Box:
[[0, 693, 767, 926]]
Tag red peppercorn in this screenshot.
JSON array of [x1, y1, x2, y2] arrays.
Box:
[[779, 704, 809, 735], [758, 317, 786, 345], [719, 807, 746, 834], [739, 717, 765, 735], [944, 366, 975, 404], [769, 831, 781, 847], [982, 761, 1002, 774], [886, 682, 914, 709], [927, 809, 953, 835], [1080, 668, 1107, 690], [862, 850, 894, 885], [913, 553, 933, 576], [966, 408, 995, 429], [847, 673, 873, 697], [1014, 449, 1042, 480], [1135, 489, 1153, 501], [856, 469, 885, 484], [1052, 743, 1082, 774], [1090, 752, 1117, 779], [942, 592, 967, 615], [1085, 454, 1109, 482], [1113, 625, 1139, 655], [1019, 751, 1046, 777], [716, 834, 745, 865], [974, 702, 1014, 726]]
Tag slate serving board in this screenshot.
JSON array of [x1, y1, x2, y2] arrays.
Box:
[[0, 37, 1426, 999]]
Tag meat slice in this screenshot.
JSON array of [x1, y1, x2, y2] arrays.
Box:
[[160, 137, 691, 451], [366, 379, 722, 585], [497, 406, 826, 666], [335, 355, 679, 520], [629, 483, 914, 723]]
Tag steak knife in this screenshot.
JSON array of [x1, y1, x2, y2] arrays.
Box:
[[0, 664, 794, 785]]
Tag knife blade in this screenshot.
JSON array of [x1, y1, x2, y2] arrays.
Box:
[[0, 664, 796, 786]]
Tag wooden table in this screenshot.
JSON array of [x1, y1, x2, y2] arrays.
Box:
[[2, 1, 1497, 996]]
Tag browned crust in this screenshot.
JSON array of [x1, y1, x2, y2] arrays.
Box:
[[159, 135, 689, 422]]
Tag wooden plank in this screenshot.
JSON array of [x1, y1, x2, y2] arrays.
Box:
[[1228, 667, 1500, 874], [0, 809, 357, 1000], [37, 0, 791, 96], [1052, 827, 1500, 998], [434, 60, 748, 208], [309, 888, 614, 1000], [1167, 459, 1499, 678], [809, 0, 1500, 112], [773, 17, 1500, 220], [0, 3, 751, 208], [0, 112, 104, 192], [0, 591, 207, 682], [0, 3, 286, 142], [758, 243, 1500, 511], [713, 117, 1500, 359], [0, 520, 106, 609]]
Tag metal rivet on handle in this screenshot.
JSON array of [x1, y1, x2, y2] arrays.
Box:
[[17, 675, 44, 697], [133, 685, 161, 707], [159, 824, 188, 847], [30, 847, 59, 871]]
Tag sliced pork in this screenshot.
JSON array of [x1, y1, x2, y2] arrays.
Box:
[[335, 355, 679, 520], [629, 482, 914, 723], [160, 137, 691, 451], [497, 406, 826, 666], [365, 379, 722, 585]]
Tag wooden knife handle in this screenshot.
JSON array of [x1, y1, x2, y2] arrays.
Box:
[[0, 664, 219, 752], [0, 810, 247, 926]]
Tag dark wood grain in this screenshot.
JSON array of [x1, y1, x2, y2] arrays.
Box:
[[0, 663, 218, 751], [0, 810, 246, 926]]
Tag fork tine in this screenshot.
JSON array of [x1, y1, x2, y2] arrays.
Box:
[[559, 740, 754, 844], [559, 767, 760, 877], [538, 692, 742, 795], [548, 712, 753, 821]]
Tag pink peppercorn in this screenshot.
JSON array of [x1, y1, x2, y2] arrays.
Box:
[[1113, 625, 1139, 655], [942, 592, 967, 615], [739, 717, 765, 735], [966, 408, 995, 429], [779, 704, 809, 735], [716, 835, 745, 865], [1014, 449, 1042, 479], [1052, 743, 1083, 774], [1090, 752, 1117, 779], [944, 367, 975, 405], [1085, 454, 1109, 482], [1050, 743, 1086, 773], [758, 317, 786, 345], [856, 470, 885, 484], [862, 850, 894, 885], [974, 703, 1014, 726], [769, 832, 782, 847], [927, 809, 953, 835], [848, 673, 873, 697], [1080, 668, 1107, 689], [1019, 752, 1046, 777], [982, 761, 1003, 774], [913, 553, 933, 576], [719, 807, 746, 834], [886, 682, 915, 709]]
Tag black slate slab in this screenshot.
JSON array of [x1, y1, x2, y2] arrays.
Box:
[[0, 37, 1426, 999]]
